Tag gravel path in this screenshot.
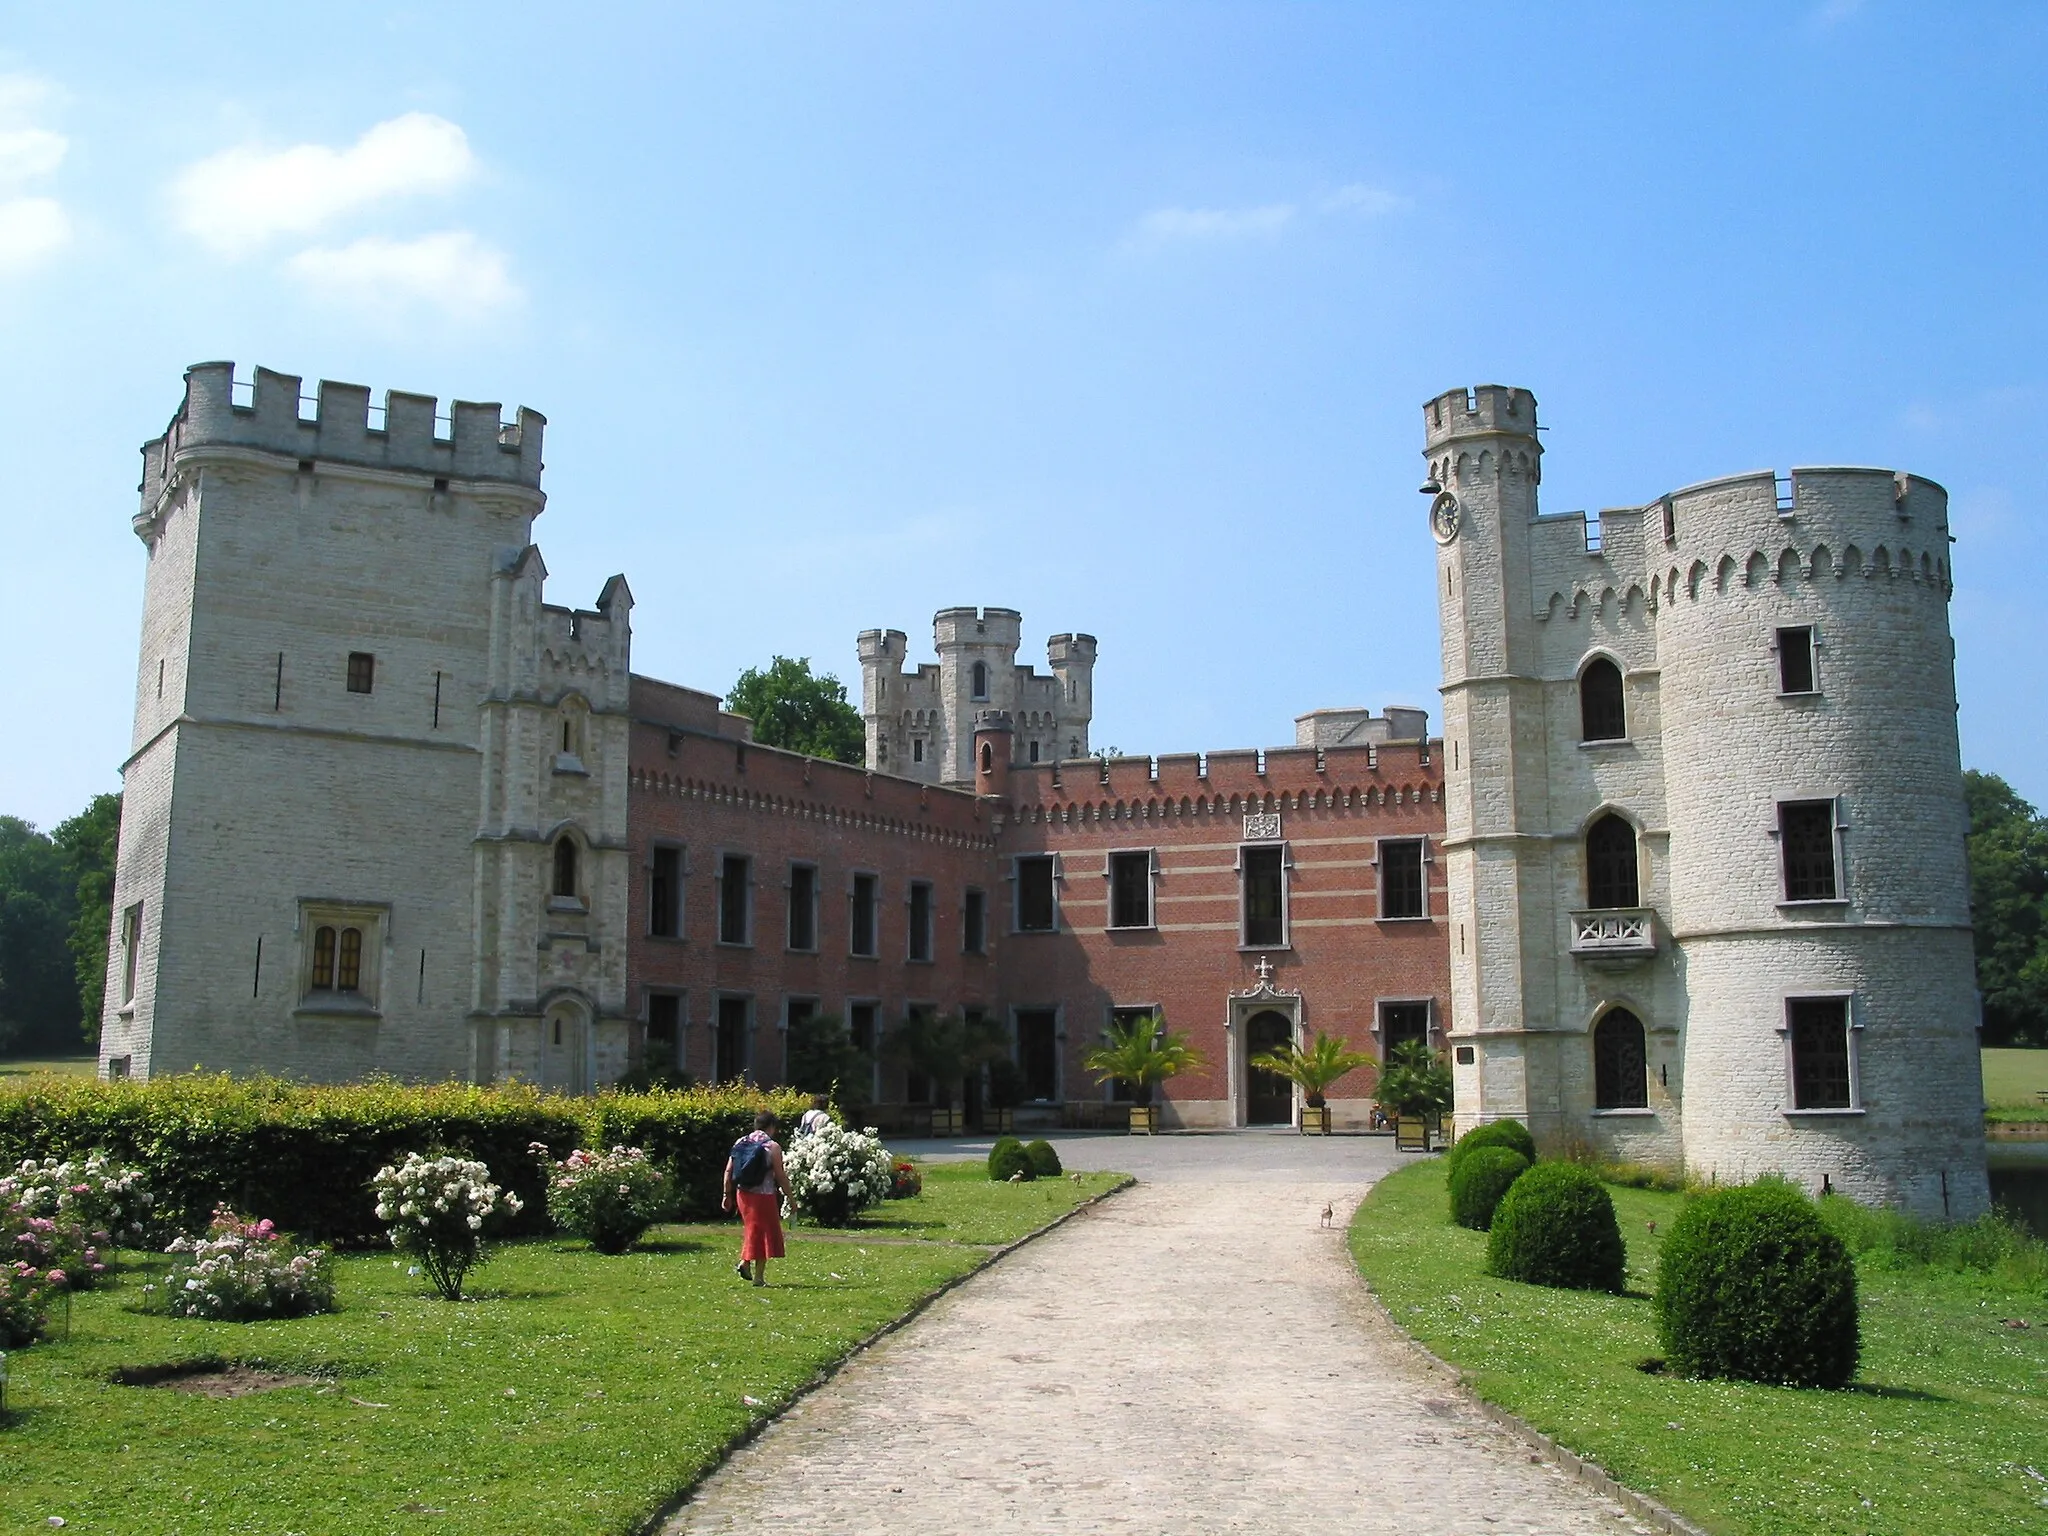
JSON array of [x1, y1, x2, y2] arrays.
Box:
[[663, 1140, 1651, 1535]]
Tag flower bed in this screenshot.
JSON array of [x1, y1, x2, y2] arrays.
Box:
[[156, 1209, 336, 1321], [782, 1123, 893, 1226]]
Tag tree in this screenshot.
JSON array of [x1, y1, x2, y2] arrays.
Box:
[[1247, 1031, 1377, 1108], [725, 657, 864, 764], [879, 1010, 1008, 1108], [1081, 1012, 1205, 1107], [0, 817, 78, 1054], [1965, 770, 2048, 1047], [53, 793, 120, 1045], [784, 1011, 874, 1115]]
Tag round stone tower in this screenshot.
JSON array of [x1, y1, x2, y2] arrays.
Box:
[[1655, 468, 1986, 1215]]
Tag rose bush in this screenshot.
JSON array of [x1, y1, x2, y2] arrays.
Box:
[[371, 1152, 523, 1300], [0, 1153, 155, 1247], [534, 1143, 669, 1254], [1, 1261, 54, 1346], [887, 1159, 922, 1200], [780, 1123, 893, 1226], [154, 1209, 336, 1322]]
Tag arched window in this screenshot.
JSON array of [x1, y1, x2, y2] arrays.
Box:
[[1579, 657, 1626, 741], [971, 660, 988, 700], [1586, 814, 1640, 908], [979, 741, 994, 775], [1593, 1008, 1648, 1109], [553, 836, 579, 899], [311, 926, 337, 990], [336, 927, 362, 992]]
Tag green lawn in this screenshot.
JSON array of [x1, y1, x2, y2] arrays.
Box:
[[0, 1164, 1126, 1535], [1984, 1047, 2048, 1122], [1351, 1162, 2048, 1536], [0, 1054, 97, 1079]]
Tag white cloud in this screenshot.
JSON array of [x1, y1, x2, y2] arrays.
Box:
[[172, 112, 476, 255], [0, 197, 71, 274], [287, 230, 520, 319], [1320, 183, 1405, 217], [1133, 202, 1297, 244], [0, 73, 60, 125], [0, 127, 65, 188]]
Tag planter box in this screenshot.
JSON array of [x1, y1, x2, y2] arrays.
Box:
[[984, 1107, 1016, 1134], [1298, 1105, 1331, 1135], [929, 1106, 964, 1136], [1128, 1105, 1158, 1135]]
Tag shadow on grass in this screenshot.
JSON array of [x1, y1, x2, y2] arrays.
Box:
[[1849, 1381, 1952, 1404], [629, 1238, 714, 1255]]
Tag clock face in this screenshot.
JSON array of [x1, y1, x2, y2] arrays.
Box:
[[1430, 491, 1461, 545]]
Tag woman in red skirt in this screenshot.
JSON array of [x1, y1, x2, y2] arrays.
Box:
[[722, 1111, 791, 1286]]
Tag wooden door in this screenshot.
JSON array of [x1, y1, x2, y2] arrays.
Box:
[[1245, 1010, 1294, 1125]]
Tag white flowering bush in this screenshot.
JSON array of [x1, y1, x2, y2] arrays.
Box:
[[1, 1152, 155, 1288], [370, 1152, 523, 1300], [532, 1143, 669, 1254], [154, 1209, 336, 1321], [781, 1123, 893, 1227]]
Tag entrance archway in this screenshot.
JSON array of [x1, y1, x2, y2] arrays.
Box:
[[1244, 1010, 1295, 1125], [541, 1000, 590, 1095]]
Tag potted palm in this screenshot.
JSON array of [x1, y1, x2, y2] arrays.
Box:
[[1247, 1031, 1376, 1134], [1375, 1038, 1454, 1151], [1082, 1013, 1205, 1134], [881, 1010, 1009, 1136]]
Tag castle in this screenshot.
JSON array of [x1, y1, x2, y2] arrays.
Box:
[[95, 364, 1988, 1212]]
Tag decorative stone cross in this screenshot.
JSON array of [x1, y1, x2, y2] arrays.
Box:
[[1254, 956, 1275, 986]]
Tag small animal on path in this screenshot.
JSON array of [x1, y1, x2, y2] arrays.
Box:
[[1319, 1202, 1334, 1229]]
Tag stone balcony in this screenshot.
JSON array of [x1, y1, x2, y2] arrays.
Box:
[[1569, 908, 1657, 966]]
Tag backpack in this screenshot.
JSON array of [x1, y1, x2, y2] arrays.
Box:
[[731, 1136, 772, 1191]]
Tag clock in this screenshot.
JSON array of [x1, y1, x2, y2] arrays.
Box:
[[1430, 491, 1461, 545]]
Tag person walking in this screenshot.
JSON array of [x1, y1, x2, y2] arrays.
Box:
[[796, 1093, 833, 1138], [723, 1111, 791, 1287]]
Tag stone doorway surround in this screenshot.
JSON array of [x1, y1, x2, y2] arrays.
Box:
[[1225, 957, 1302, 1129]]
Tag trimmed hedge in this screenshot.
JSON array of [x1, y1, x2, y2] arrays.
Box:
[[987, 1136, 1024, 1178], [1445, 1118, 1537, 1178], [1024, 1139, 1062, 1178], [0, 1075, 804, 1246], [1485, 1162, 1626, 1292], [1447, 1145, 1529, 1231], [1656, 1182, 1860, 1389], [989, 1143, 1036, 1182]]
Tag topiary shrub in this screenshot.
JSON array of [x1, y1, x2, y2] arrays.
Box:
[[1024, 1140, 1062, 1178], [1445, 1118, 1537, 1178], [989, 1143, 1036, 1182], [1485, 1162, 1626, 1292], [986, 1136, 1024, 1179], [1448, 1145, 1530, 1231], [1655, 1182, 1859, 1389]]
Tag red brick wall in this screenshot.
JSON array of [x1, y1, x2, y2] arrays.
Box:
[[627, 674, 1450, 1123]]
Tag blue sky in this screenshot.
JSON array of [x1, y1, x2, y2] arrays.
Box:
[[3, 2, 2044, 830]]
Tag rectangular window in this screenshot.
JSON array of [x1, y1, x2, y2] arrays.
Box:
[[907, 881, 933, 962], [1788, 997, 1853, 1109], [1241, 845, 1286, 947], [346, 651, 374, 694], [1777, 626, 1816, 695], [1107, 850, 1153, 929], [1779, 801, 1839, 901], [963, 889, 987, 954], [787, 996, 816, 1030], [648, 847, 681, 938], [646, 993, 681, 1069], [1029, 740, 1041, 763], [714, 996, 749, 1082], [1016, 1008, 1059, 1101], [299, 903, 384, 1008], [904, 1005, 934, 1103], [1015, 855, 1056, 932], [1379, 839, 1427, 920], [787, 863, 817, 951], [848, 1001, 878, 1057], [850, 873, 879, 957], [119, 901, 143, 1004], [912, 738, 926, 764], [1379, 1000, 1431, 1058], [718, 854, 751, 945]]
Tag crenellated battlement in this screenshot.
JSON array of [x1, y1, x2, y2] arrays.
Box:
[[933, 606, 1022, 649], [857, 628, 909, 664], [140, 362, 545, 510], [1424, 385, 1540, 449], [1525, 465, 1952, 618]]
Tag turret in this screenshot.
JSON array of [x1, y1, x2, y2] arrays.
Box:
[[971, 710, 1014, 800], [1045, 632, 1097, 758], [932, 608, 1022, 783]]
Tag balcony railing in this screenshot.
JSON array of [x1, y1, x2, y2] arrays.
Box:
[[1570, 908, 1657, 961]]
